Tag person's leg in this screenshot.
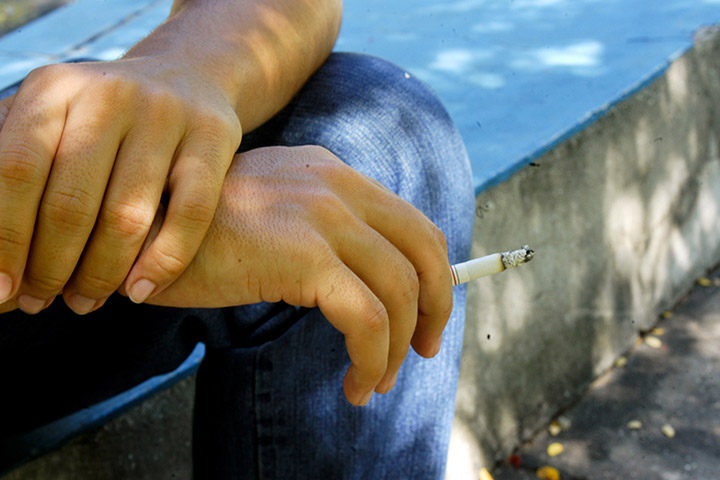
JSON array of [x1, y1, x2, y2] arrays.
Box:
[[193, 53, 475, 479]]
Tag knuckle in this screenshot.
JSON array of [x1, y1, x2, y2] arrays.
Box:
[[400, 267, 420, 301], [24, 270, 66, 294], [362, 302, 389, 336], [0, 144, 46, 190], [100, 200, 154, 239], [24, 64, 61, 86], [0, 224, 27, 250], [175, 190, 217, 227], [430, 224, 448, 253], [42, 186, 96, 230], [150, 247, 188, 278], [142, 89, 183, 121], [438, 298, 454, 322], [74, 270, 120, 295]]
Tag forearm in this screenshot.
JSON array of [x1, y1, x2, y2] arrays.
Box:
[[125, 0, 343, 133]]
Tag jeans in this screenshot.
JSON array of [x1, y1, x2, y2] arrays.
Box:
[[0, 53, 475, 479]]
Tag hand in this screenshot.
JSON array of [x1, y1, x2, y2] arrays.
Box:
[[0, 57, 242, 315], [141, 145, 453, 406]]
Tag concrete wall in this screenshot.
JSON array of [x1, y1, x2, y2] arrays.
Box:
[[449, 28, 720, 474]]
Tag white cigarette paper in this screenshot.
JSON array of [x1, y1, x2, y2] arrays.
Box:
[[450, 245, 535, 286]]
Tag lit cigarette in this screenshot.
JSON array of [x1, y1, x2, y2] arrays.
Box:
[[450, 245, 535, 286]]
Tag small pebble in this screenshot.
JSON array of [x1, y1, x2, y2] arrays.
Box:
[[662, 424, 676, 438], [557, 416, 572, 431], [644, 336, 663, 349], [627, 420, 643, 430]]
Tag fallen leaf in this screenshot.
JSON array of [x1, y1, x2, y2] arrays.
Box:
[[662, 311, 673, 319], [627, 420, 643, 430], [662, 424, 676, 438], [507, 454, 521, 469], [644, 336, 663, 349], [548, 422, 561, 436], [536, 466, 560, 480], [614, 356, 628, 368], [547, 442, 564, 457], [697, 277, 713, 287], [651, 327, 666, 336], [479, 467, 494, 480]]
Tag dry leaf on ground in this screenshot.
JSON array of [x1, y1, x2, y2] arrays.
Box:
[[536, 466, 560, 480], [547, 442, 564, 457]]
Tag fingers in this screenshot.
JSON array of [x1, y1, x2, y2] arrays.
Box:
[[335, 213, 419, 395], [0, 80, 67, 305], [315, 262, 389, 406], [123, 125, 239, 304], [61, 127, 178, 314], [14, 105, 123, 313], [351, 177, 453, 358]]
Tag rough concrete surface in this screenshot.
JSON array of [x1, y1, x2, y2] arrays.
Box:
[[492, 266, 720, 480], [5, 376, 195, 480], [451, 29, 720, 473]]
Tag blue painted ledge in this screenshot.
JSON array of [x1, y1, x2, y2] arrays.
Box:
[[0, 0, 719, 469]]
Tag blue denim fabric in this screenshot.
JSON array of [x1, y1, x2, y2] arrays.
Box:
[[0, 53, 474, 479]]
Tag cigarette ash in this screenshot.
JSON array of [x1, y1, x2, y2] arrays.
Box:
[[501, 245, 534, 269]]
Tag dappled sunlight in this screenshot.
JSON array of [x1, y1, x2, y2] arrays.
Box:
[[429, 48, 495, 73], [428, 47, 507, 89], [606, 188, 645, 275], [648, 153, 690, 228], [536, 41, 603, 67], [511, 41, 605, 75], [501, 273, 531, 334], [698, 160, 720, 236], [511, 0, 567, 8], [666, 58, 690, 105], [471, 20, 514, 33], [632, 117, 654, 173], [446, 417, 486, 480], [416, 0, 489, 15]]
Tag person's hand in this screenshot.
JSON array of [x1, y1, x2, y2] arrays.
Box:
[[0, 57, 242, 315], [139, 145, 453, 406]]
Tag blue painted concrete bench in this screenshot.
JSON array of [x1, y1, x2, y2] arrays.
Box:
[[1, 0, 719, 473]]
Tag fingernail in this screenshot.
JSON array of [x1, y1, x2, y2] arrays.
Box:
[[128, 279, 156, 304], [0, 273, 12, 302], [17, 295, 48, 315], [358, 391, 373, 406], [69, 294, 97, 315]]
